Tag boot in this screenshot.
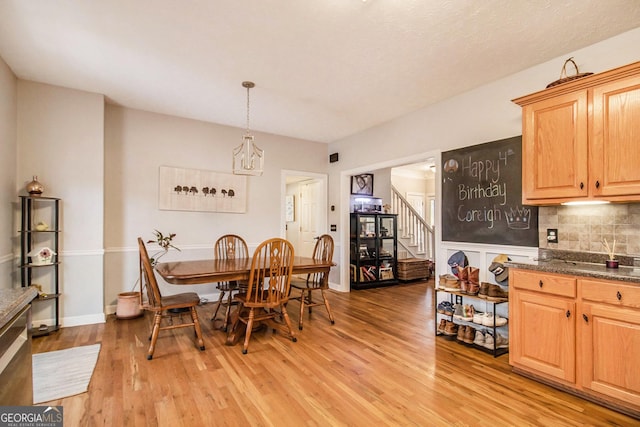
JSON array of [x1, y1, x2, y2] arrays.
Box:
[[463, 325, 475, 344], [458, 266, 469, 294], [467, 267, 480, 295], [457, 324, 466, 341]]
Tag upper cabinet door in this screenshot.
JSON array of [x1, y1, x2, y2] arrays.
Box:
[[522, 91, 588, 202], [591, 74, 640, 199]]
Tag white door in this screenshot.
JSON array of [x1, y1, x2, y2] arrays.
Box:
[[299, 180, 321, 258]]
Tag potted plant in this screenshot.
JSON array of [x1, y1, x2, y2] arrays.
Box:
[[147, 230, 180, 266], [116, 230, 180, 319]]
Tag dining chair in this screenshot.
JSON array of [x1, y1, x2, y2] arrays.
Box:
[[289, 234, 335, 330], [137, 238, 205, 360], [228, 237, 297, 354], [211, 234, 249, 331]]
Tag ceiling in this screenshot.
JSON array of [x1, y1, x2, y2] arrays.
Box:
[[1, 1, 639, 143]]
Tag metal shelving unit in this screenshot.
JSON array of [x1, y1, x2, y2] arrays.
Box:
[[19, 195, 61, 337]]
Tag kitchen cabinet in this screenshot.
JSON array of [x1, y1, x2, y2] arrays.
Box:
[[510, 268, 640, 417], [579, 278, 640, 408], [350, 213, 397, 289], [513, 61, 640, 205], [509, 269, 576, 383], [19, 196, 61, 336]]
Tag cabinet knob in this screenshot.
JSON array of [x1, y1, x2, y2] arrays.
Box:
[[566, 310, 571, 318], [580, 182, 584, 190], [617, 291, 622, 300], [582, 314, 589, 323], [539, 280, 543, 288], [595, 180, 600, 189]]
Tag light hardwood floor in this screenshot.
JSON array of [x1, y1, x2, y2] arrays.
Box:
[[33, 280, 637, 426]]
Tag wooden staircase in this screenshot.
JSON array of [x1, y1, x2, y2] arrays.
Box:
[[391, 185, 435, 264]]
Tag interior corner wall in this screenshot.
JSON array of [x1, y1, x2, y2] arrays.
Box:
[[103, 105, 328, 310], [0, 56, 17, 289], [16, 80, 105, 326], [327, 27, 640, 288]]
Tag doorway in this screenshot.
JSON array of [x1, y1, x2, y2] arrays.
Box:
[[282, 171, 328, 258]]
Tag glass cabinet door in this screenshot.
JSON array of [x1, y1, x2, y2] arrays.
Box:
[[379, 216, 394, 238]]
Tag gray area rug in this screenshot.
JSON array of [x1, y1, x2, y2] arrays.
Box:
[[32, 343, 101, 404]]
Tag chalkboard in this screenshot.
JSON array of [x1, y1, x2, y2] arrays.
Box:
[[441, 136, 538, 247]]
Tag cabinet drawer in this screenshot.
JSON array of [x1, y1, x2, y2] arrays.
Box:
[[511, 269, 576, 297], [580, 279, 640, 309]]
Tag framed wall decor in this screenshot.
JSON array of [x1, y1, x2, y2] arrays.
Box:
[[351, 173, 374, 196], [158, 166, 247, 213]]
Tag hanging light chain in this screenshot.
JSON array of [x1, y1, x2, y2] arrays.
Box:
[[242, 81, 254, 134]]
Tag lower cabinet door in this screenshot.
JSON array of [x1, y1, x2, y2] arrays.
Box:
[[580, 302, 640, 406], [510, 290, 576, 383]]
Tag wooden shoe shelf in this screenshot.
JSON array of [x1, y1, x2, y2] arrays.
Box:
[[435, 287, 509, 357]]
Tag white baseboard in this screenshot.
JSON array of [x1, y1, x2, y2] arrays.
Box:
[[62, 313, 106, 327]]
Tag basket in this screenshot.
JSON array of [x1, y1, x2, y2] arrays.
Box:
[[546, 57, 593, 88]]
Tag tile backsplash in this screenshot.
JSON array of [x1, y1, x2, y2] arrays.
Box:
[[538, 203, 640, 256]]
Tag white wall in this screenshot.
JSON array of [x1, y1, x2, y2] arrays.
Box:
[[328, 27, 640, 289], [16, 81, 105, 326], [103, 105, 328, 310], [0, 56, 17, 289]]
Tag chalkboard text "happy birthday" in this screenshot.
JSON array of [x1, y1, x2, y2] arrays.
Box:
[[457, 182, 507, 205]]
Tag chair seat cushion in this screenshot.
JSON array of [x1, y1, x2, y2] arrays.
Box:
[[160, 292, 200, 309]]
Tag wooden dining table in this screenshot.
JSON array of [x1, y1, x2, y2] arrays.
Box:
[[155, 256, 333, 285], [155, 256, 334, 345]]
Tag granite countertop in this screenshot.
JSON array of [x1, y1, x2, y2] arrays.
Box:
[[0, 286, 38, 329], [506, 259, 640, 284]]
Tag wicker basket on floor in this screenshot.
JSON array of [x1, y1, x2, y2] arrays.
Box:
[[397, 258, 431, 281]]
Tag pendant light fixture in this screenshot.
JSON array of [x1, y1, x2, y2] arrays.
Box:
[[232, 81, 264, 176]]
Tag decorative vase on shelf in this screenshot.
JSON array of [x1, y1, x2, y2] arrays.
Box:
[[26, 176, 44, 196]]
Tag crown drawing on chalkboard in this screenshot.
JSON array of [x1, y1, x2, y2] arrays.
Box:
[[505, 206, 531, 230]]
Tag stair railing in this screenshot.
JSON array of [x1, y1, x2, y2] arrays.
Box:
[[391, 186, 435, 261]]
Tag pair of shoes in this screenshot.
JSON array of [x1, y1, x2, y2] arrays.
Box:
[[473, 329, 485, 346], [443, 321, 458, 336], [463, 325, 475, 344], [483, 331, 509, 349], [437, 300, 453, 315], [487, 284, 509, 300], [439, 274, 458, 289], [457, 324, 475, 343], [443, 277, 461, 292], [481, 312, 508, 327], [457, 267, 480, 294], [454, 304, 476, 322], [479, 282, 509, 300], [472, 311, 486, 324], [437, 319, 447, 334], [466, 269, 480, 295]]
